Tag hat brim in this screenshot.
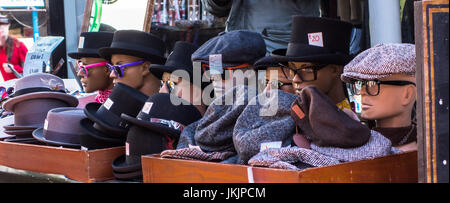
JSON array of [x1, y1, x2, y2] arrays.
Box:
[[32, 128, 81, 148], [79, 118, 126, 144], [270, 48, 352, 66], [98, 47, 166, 64], [120, 113, 180, 139], [3, 137, 42, 145], [2, 92, 79, 112], [4, 129, 34, 138], [111, 154, 142, 173], [148, 64, 174, 80], [83, 102, 128, 138], [3, 124, 39, 131]]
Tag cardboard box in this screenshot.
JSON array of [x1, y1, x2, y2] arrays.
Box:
[[142, 151, 417, 183], [0, 141, 124, 183]]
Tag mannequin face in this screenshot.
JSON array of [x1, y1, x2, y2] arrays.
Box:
[[109, 54, 151, 89], [211, 67, 255, 97], [291, 62, 341, 96], [264, 67, 295, 94], [77, 57, 113, 93], [359, 74, 417, 126]]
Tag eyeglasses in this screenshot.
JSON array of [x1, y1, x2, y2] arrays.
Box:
[[201, 63, 250, 81], [265, 79, 292, 89], [107, 60, 145, 78], [350, 80, 416, 96], [281, 62, 328, 82], [76, 61, 108, 77]]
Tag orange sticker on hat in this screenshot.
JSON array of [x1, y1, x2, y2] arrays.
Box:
[[292, 104, 305, 119]]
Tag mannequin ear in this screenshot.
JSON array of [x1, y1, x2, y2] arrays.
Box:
[[330, 65, 343, 78], [401, 85, 417, 106], [141, 61, 151, 76]]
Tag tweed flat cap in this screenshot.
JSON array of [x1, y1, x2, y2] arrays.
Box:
[[248, 130, 401, 170], [341, 43, 416, 83], [161, 148, 236, 162], [233, 90, 297, 164], [191, 30, 267, 66], [193, 85, 256, 153]]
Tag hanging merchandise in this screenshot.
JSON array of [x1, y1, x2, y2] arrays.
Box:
[[89, 0, 103, 32]]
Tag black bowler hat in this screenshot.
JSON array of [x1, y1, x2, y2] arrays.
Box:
[[149, 41, 198, 80], [68, 32, 114, 60], [253, 49, 287, 70], [112, 93, 202, 179], [98, 30, 166, 64], [82, 83, 148, 138], [79, 118, 125, 150], [271, 16, 354, 65]]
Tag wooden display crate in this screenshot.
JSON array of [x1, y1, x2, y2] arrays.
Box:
[[0, 141, 124, 183], [142, 151, 418, 183]]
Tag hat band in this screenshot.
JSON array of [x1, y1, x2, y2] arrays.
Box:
[[138, 117, 185, 132], [12, 87, 66, 97], [43, 129, 80, 144], [286, 42, 336, 57]]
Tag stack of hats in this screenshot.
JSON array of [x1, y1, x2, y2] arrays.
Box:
[[79, 83, 148, 150], [32, 107, 87, 149], [112, 93, 202, 181], [246, 86, 397, 170], [2, 73, 79, 143]]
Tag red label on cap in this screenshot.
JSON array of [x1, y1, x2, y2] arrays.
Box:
[[292, 104, 305, 119]]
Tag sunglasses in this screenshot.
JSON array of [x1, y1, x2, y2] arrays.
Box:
[[76, 61, 109, 77], [350, 80, 416, 96], [107, 61, 145, 78]]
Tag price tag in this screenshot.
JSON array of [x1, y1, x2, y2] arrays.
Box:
[[260, 141, 282, 152], [209, 54, 223, 75], [308, 32, 324, 47]]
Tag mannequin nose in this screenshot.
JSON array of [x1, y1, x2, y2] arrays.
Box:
[[109, 70, 117, 79]]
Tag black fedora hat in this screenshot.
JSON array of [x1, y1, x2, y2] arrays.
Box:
[[271, 16, 353, 65], [98, 30, 166, 64], [121, 93, 202, 139], [83, 83, 148, 137], [79, 118, 126, 150], [149, 41, 198, 80], [68, 32, 114, 60], [113, 93, 202, 177]]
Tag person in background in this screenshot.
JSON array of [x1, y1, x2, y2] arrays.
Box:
[[0, 15, 28, 82], [68, 32, 114, 103], [201, 0, 320, 53]]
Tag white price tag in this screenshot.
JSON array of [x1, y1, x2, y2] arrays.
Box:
[[103, 98, 114, 110], [260, 141, 282, 152], [209, 54, 223, 75], [141, 102, 154, 114], [308, 32, 324, 47]]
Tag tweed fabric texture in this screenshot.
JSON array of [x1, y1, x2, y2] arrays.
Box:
[[161, 148, 236, 162], [194, 85, 256, 153], [248, 130, 402, 170], [233, 89, 297, 164], [341, 43, 416, 83]]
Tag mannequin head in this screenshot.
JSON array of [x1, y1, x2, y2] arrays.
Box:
[[341, 43, 417, 129], [264, 66, 295, 94], [291, 62, 346, 104], [359, 74, 416, 128], [109, 54, 160, 96], [77, 57, 113, 93]]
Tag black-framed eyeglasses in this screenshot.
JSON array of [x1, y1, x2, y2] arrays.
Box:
[[107, 60, 145, 78], [281, 62, 328, 82], [350, 80, 416, 96]]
